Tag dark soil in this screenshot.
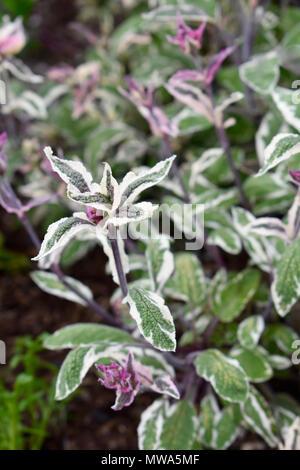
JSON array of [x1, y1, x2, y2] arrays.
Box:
[[0, 216, 153, 450]]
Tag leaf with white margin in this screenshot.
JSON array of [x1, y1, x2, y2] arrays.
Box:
[[146, 237, 174, 293], [165, 253, 206, 311], [239, 52, 279, 95], [237, 315, 265, 349], [138, 398, 196, 451], [138, 399, 165, 450], [165, 80, 214, 123], [32, 216, 94, 262], [194, 349, 249, 403], [43, 323, 134, 349], [198, 394, 219, 447], [159, 400, 196, 450], [271, 237, 300, 316], [257, 133, 300, 176], [240, 386, 278, 447], [248, 217, 288, 241], [44, 147, 93, 193], [212, 406, 241, 450], [272, 87, 300, 132], [30, 271, 93, 306], [190, 148, 224, 188], [108, 202, 158, 227], [55, 343, 175, 400], [207, 227, 242, 255], [255, 112, 290, 166], [124, 287, 176, 352], [119, 155, 176, 206], [268, 355, 292, 370], [96, 227, 129, 286], [213, 269, 260, 323], [264, 324, 299, 355], [230, 346, 273, 383], [232, 207, 275, 273], [198, 394, 241, 450]]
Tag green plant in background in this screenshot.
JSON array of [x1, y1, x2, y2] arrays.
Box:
[[0, 335, 67, 450], [0, 0, 300, 451]]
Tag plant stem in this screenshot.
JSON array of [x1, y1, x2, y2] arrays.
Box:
[[18, 212, 118, 325], [109, 228, 128, 298]]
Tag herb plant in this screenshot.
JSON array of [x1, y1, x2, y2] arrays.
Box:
[[1, 0, 300, 450]]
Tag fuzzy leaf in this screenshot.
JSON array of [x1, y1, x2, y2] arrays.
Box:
[[237, 315, 265, 349], [257, 133, 300, 176], [138, 399, 196, 451], [125, 287, 176, 351], [43, 323, 134, 349], [271, 237, 300, 316], [239, 52, 279, 95], [194, 349, 249, 403], [213, 269, 260, 322], [44, 147, 93, 193], [120, 156, 176, 205], [272, 87, 300, 132], [146, 237, 174, 293], [32, 216, 93, 261], [165, 253, 206, 313], [30, 271, 93, 306], [230, 347, 273, 383], [240, 386, 278, 447], [207, 227, 242, 255]]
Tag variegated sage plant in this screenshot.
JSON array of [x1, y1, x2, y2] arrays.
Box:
[[1, 0, 300, 452]]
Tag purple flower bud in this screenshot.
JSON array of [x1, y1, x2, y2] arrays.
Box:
[[96, 352, 140, 411], [0, 18, 26, 57], [288, 169, 300, 186], [86, 206, 104, 224], [167, 15, 206, 54], [203, 45, 236, 85], [121, 77, 178, 137]]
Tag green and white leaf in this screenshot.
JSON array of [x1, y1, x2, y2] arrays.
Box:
[[165, 253, 206, 315], [138, 398, 165, 450], [43, 323, 134, 349], [272, 87, 300, 132], [159, 400, 196, 450], [30, 271, 93, 306], [194, 349, 249, 403], [213, 269, 260, 322], [120, 155, 176, 205], [240, 386, 279, 447], [54, 343, 175, 400], [237, 315, 265, 349], [271, 237, 300, 316], [146, 237, 174, 293], [207, 227, 242, 255], [138, 399, 196, 450], [230, 346, 273, 383], [44, 146, 93, 193], [125, 287, 176, 351], [239, 52, 279, 95], [257, 133, 300, 176], [32, 216, 94, 262]]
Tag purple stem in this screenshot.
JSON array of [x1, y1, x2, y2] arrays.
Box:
[[109, 229, 128, 298]]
